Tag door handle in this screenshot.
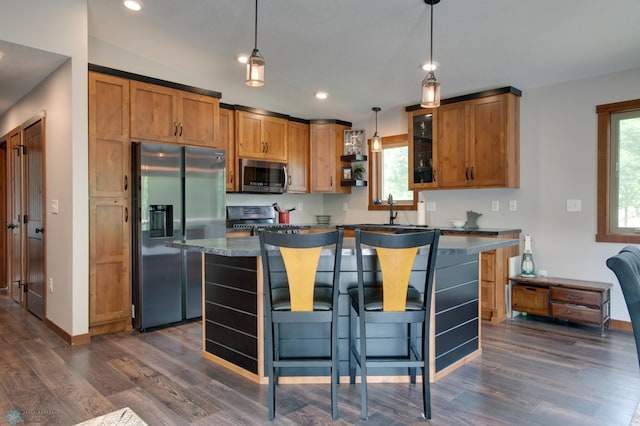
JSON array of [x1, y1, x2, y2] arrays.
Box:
[[6, 223, 16, 229], [124, 207, 129, 223], [35, 227, 44, 234], [124, 175, 128, 191]]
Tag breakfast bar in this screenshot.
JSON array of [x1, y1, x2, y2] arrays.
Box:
[[170, 233, 518, 384]]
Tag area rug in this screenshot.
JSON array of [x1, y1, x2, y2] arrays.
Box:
[[631, 399, 640, 426], [75, 407, 147, 426]]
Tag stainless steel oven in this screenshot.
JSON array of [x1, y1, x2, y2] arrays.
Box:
[[240, 159, 287, 193]]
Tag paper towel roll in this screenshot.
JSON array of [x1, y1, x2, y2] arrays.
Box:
[[417, 201, 426, 225]]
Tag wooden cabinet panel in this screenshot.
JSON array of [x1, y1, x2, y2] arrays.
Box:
[[512, 285, 549, 316], [310, 123, 350, 194], [89, 72, 130, 198], [131, 81, 220, 147], [89, 198, 131, 329], [408, 109, 438, 189], [437, 102, 468, 188], [180, 91, 219, 147], [236, 111, 288, 162], [287, 121, 309, 193], [219, 107, 237, 192], [550, 287, 601, 308], [550, 302, 601, 325], [469, 95, 508, 187], [130, 81, 178, 143]]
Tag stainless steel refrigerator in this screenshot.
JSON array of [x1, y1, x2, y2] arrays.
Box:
[[131, 141, 226, 330]]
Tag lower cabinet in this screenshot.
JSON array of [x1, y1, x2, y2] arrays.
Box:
[[89, 198, 131, 335]]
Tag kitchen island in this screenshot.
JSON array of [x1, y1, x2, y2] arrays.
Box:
[[170, 233, 518, 384]]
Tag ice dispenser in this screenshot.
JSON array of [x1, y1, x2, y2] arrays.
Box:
[[149, 204, 173, 238]]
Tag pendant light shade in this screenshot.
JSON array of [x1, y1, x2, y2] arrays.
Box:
[[246, 0, 265, 87], [371, 107, 382, 153], [420, 0, 441, 108]]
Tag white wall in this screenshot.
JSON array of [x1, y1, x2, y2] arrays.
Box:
[[0, 0, 88, 335], [346, 66, 640, 321]]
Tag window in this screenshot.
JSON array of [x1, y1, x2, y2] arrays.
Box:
[[596, 98, 640, 243], [368, 134, 417, 210]]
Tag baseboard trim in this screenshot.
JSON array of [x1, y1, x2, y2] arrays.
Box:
[[610, 319, 633, 332], [45, 318, 90, 345]]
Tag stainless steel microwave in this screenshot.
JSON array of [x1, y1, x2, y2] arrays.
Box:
[[240, 159, 287, 193]]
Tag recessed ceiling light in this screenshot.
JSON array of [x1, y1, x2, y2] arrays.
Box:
[[315, 91, 328, 100], [123, 0, 143, 11], [421, 61, 438, 72], [237, 54, 249, 64]]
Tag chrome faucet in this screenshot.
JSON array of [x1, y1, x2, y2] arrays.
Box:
[[388, 194, 398, 225]]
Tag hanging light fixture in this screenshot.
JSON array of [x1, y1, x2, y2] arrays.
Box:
[[246, 0, 265, 87], [371, 107, 382, 153], [421, 0, 441, 108]]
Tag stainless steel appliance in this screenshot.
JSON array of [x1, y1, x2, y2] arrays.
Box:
[[227, 205, 302, 235], [240, 159, 287, 193], [132, 142, 226, 330]]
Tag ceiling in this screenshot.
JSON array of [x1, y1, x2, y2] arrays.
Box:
[[2, 0, 640, 123]]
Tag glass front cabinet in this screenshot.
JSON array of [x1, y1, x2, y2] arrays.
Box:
[[407, 107, 438, 189]]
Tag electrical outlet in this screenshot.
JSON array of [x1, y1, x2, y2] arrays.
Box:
[[567, 199, 581, 212], [426, 202, 436, 212], [509, 200, 517, 211], [297, 202, 303, 212], [491, 200, 499, 212], [343, 202, 348, 212]]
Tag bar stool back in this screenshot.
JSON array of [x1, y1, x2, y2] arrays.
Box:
[[348, 228, 440, 420], [259, 228, 344, 420]]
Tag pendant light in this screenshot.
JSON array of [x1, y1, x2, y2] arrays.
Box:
[[371, 107, 382, 153], [246, 0, 265, 87], [421, 0, 440, 108]]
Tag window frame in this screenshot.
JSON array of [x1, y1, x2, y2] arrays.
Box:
[[596, 98, 640, 243], [368, 133, 417, 211]]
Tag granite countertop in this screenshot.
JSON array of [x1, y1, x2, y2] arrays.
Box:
[[169, 235, 519, 257], [226, 224, 521, 236]]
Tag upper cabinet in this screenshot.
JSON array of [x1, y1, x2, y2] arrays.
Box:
[[236, 109, 288, 162], [408, 87, 521, 190], [310, 121, 351, 194], [218, 106, 237, 192], [88, 72, 130, 198], [287, 120, 310, 193], [130, 81, 220, 147]]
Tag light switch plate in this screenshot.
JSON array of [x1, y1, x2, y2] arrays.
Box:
[[491, 200, 499, 212], [567, 199, 581, 212], [51, 199, 59, 215], [426, 202, 436, 212]]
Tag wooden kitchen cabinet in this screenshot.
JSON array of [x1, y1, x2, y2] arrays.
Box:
[[89, 198, 131, 335], [287, 119, 310, 193], [407, 87, 520, 190], [310, 121, 351, 194], [219, 105, 237, 192], [88, 72, 130, 198], [130, 80, 220, 147], [235, 109, 288, 162], [88, 72, 132, 336]]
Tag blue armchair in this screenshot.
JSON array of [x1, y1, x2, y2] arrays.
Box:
[[606, 245, 640, 369]]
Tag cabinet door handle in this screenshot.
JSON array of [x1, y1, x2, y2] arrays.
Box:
[[470, 166, 475, 180], [565, 310, 583, 317], [465, 167, 470, 181], [124, 175, 128, 191], [179, 123, 183, 137], [330, 176, 333, 187], [124, 207, 129, 223], [229, 170, 234, 184], [173, 122, 178, 136], [288, 175, 292, 186], [264, 141, 269, 153], [565, 294, 584, 301], [433, 168, 436, 182]]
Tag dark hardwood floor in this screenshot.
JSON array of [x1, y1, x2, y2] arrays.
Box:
[[1, 294, 639, 425]]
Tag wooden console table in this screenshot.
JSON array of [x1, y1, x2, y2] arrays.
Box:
[[509, 275, 612, 335]]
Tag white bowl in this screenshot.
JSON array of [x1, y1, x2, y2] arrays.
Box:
[[450, 219, 466, 228]]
